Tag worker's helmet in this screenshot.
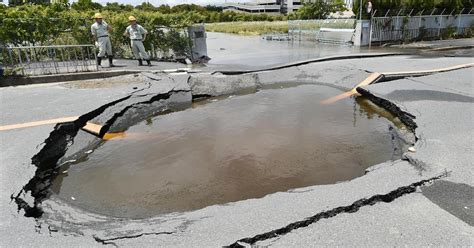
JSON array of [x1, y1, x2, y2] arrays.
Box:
[[128, 16, 137, 22], [94, 13, 103, 19]]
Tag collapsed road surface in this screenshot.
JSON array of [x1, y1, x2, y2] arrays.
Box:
[[0, 54, 473, 247]]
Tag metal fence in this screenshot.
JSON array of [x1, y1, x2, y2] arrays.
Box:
[[288, 19, 356, 43], [370, 9, 474, 43], [1, 45, 98, 76]]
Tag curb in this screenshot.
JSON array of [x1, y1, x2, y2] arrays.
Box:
[[426, 45, 474, 51], [0, 70, 142, 87]]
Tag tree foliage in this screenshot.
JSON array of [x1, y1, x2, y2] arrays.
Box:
[[293, 0, 347, 19], [353, 0, 473, 16], [71, 0, 102, 11], [1, 3, 253, 58]]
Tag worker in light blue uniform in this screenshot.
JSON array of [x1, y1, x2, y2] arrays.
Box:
[[124, 16, 151, 66], [91, 13, 114, 67]]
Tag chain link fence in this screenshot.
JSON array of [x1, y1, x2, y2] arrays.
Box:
[[288, 19, 356, 44], [370, 8, 474, 43]]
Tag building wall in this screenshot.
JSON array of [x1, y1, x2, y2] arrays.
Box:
[[223, 0, 354, 14]]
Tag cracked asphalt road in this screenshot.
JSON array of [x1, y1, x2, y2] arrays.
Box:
[[1, 53, 473, 247]]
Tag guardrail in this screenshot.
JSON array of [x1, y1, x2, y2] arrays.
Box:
[[1, 45, 98, 76]]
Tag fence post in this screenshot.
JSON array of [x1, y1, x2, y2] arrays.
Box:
[[93, 46, 98, 71], [369, 10, 376, 48], [457, 8, 464, 35], [439, 9, 446, 39], [368, 20, 372, 48], [17, 48, 23, 75], [419, 10, 423, 40]]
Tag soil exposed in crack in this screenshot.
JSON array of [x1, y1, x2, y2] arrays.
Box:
[[356, 87, 417, 133]]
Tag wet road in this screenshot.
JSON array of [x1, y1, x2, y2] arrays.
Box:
[[52, 85, 399, 218], [206, 32, 398, 68], [1, 53, 473, 247]]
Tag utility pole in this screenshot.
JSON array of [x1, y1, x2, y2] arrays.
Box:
[[359, 0, 363, 20]]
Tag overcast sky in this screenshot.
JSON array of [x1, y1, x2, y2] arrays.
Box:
[[94, 0, 239, 6], [0, 0, 254, 6]]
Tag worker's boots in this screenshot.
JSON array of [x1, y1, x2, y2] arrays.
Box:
[[108, 56, 115, 67], [138, 59, 143, 66], [97, 57, 102, 67], [146, 60, 151, 66]]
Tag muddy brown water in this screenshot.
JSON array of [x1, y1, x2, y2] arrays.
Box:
[[52, 85, 403, 218]]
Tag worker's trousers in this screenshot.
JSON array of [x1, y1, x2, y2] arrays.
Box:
[[97, 36, 113, 58], [131, 40, 150, 60]]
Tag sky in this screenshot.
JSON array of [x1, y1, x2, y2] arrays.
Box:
[[106, 0, 253, 5], [94, 0, 240, 6], [0, 0, 254, 6]]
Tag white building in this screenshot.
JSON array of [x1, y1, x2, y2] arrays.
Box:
[[223, 0, 301, 14], [223, 0, 354, 14]]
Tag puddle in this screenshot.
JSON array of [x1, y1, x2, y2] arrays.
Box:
[[52, 85, 402, 218]]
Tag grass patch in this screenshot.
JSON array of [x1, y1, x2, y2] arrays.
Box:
[[205, 21, 289, 35], [205, 20, 355, 35]]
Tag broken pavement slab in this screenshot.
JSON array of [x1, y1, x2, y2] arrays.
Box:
[[9, 72, 193, 219], [83, 73, 191, 137]]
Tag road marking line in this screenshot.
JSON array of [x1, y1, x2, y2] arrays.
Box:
[[3, 64, 472, 132], [103, 132, 126, 140], [82, 122, 102, 135], [424, 45, 474, 52], [381, 63, 474, 76], [321, 73, 382, 104], [0, 116, 79, 131], [321, 63, 474, 105]]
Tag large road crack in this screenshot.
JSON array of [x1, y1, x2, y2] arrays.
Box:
[[356, 87, 417, 133], [11, 93, 134, 218], [93, 231, 175, 247], [11, 80, 188, 219], [98, 88, 190, 137], [227, 172, 448, 247]]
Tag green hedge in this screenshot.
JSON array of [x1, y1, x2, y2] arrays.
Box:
[[0, 4, 289, 58]]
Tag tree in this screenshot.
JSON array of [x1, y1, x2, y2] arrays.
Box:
[[461, 0, 473, 8], [297, 0, 347, 19], [204, 5, 223, 12], [135, 2, 157, 11], [156, 4, 171, 13], [437, 0, 464, 12], [353, 0, 471, 15], [71, 0, 102, 11], [171, 4, 206, 13], [8, 0, 49, 6], [103, 2, 133, 12], [0, 4, 65, 45]]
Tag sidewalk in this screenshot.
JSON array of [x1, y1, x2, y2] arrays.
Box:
[[0, 59, 191, 87], [390, 38, 474, 50]]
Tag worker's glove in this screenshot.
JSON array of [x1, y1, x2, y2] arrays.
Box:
[[94, 41, 99, 47]]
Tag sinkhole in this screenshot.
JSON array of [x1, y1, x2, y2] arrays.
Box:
[[51, 84, 406, 218]]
